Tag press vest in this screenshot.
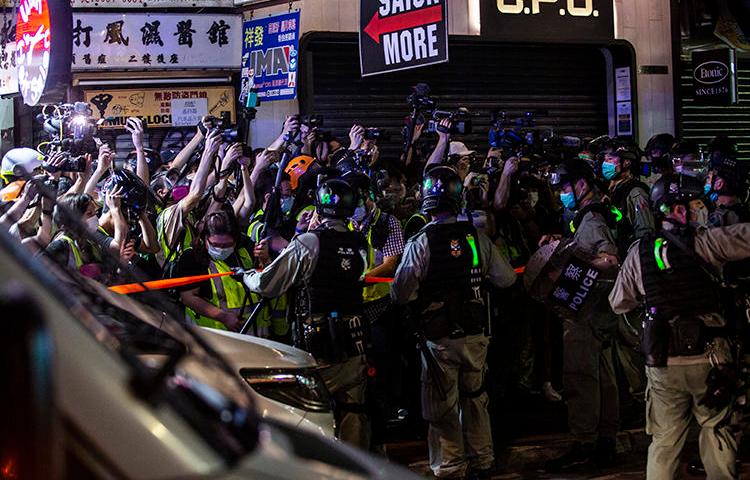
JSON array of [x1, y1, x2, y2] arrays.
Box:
[[156, 207, 194, 261], [186, 246, 288, 336], [350, 208, 392, 304], [56, 234, 84, 269]]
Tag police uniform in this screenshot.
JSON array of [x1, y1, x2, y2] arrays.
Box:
[[242, 180, 371, 449], [610, 223, 750, 480], [391, 167, 516, 479], [610, 177, 655, 251]]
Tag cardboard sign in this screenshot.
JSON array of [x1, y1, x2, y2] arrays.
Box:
[[83, 86, 235, 128], [359, 0, 449, 77], [692, 48, 737, 106], [480, 0, 614, 43], [240, 11, 300, 102]]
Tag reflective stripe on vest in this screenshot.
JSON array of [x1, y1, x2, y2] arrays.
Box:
[[187, 246, 289, 336], [57, 234, 84, 269], [156, 208, 193, 259], [350, 209, 391, 304]]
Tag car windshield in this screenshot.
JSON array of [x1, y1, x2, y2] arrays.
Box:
[[0, 226, 259, 466]]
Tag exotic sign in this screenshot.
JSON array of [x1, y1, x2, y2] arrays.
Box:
[[692, 48, 737, 105], [72, 13, 241, 70], [480, 0, 614, 43], [15, 0, 72, 105], [83, 86, 235, 128], [359, 0, 449, 77], [240, 11, 300, 102]]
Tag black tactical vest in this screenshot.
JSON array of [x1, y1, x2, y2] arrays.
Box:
[[639, 231, 721, 321], [306, 228, 367, 316], [418, 221, 486, 339]]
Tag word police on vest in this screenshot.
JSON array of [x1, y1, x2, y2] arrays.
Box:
[[367, 0, 443, 65]]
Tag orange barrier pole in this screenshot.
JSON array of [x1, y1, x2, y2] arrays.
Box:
[[110, 272, 397, 294]]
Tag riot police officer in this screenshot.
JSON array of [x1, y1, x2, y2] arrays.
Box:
[[545, 159, 621, 472], [240, 178, 370, 449], [391, 166, 516, 479], [609, 174, 750, 480]]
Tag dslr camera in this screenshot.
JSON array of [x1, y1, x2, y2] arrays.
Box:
[[364, 127, 391, 141], [297, 114, 324, 129], [406, 83, 437, 111], [205, 112, 240, 143]]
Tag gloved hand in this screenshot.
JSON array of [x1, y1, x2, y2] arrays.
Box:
[[699, 364, 738, 411], [231, 267, 249, 281]]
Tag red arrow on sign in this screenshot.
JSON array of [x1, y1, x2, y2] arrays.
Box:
[[363, 4, 443, 44]]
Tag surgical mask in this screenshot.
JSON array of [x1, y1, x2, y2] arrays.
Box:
[[208, 244, 234, 261], [560, 191, 576, 209], [703, 183, 712, 196], [601, 161, 618, 180], [86, 216, 99, 231], [172, 185, 189, 202], [280, 197, 293, 215], [351, 206, 367, 222]]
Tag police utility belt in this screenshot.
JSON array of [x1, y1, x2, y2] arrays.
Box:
[[298, 311, 366, 365]]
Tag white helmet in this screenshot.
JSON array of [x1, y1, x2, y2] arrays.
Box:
[[1, 148, 44, 180]]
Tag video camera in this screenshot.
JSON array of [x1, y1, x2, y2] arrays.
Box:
[[36, 102, 101, 172], [427, 108, 473, 136], [488, 110, 548, 158], [406, 83, 436, 111], [364, 127, 391, 141]]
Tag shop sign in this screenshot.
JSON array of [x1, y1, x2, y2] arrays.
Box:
[[480, 0, 614, 43], [692, 48, 737, 105], [0, 17, 17, 95], [71, 0, 233, 7], [359, 0, 448, 77], [240, 11, 299, 102], [83, 86, 236, 128], [72, 13, 240, 70], [16, 0, 72, 105]]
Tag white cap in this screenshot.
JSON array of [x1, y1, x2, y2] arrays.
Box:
[[449, 141, 475, 157]]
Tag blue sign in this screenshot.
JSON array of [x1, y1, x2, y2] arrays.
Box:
[[240, 11, 300, 103]]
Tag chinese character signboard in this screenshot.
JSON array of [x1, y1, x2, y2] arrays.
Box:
[[72, 13, 240, 70], [359, 0, 448, 77], [480, 0, 614, 43], [16, 0, 72, 105], [240, 11, 300, 102], [692, 48, 738, 106], [83, 86, 235, 129], [0, 15, 17, 95]]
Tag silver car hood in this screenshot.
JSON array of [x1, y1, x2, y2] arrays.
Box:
[[198, 328, 318, 370]]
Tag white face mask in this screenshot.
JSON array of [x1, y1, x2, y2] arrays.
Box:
[[208, 245, 234, 261], [690, 203, 709, 228], [85, 216, 99, 231]]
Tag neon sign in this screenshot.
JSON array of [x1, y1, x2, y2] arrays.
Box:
[[15, 0, 71, 106]]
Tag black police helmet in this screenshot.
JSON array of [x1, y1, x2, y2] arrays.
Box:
[[341, 170, 374, 203], [650, 173, 703, 213], [549, 158, 595, 190], [127, 148, 163, 176], [315, 178, 359, 219], [421, 166, 463, 214], [102, 168, 149, 216], [607, 142, 641, 175], [645, 133, 675, 158]]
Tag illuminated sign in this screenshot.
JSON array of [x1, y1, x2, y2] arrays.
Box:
[[692, 49, 737, 106], [15, 0, 72, 105], [481, 0, 614, 43]]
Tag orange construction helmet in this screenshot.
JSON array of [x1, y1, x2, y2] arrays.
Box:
[[284, 155, 315, 190], [1, 180, 26, 202]]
